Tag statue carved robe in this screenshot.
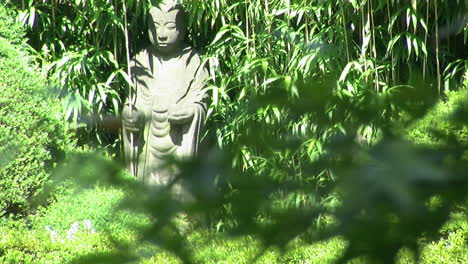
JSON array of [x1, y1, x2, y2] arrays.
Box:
[[123, 46, 208, 187]]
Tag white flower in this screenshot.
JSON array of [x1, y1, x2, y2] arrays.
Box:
[[67, 221, 80, 241], [83, 219, 96, 233], [45, 225, 63, 243]]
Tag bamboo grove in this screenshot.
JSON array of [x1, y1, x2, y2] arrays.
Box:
[[6, 0, 466, 161]]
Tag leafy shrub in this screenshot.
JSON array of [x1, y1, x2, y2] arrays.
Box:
[[0, 158, 142, 264], [0, 5, 75, 217], [407, 89, 468, 149], [0, 6, 23, 45], [0, 216, 112, 264], [34, 170, 147, 242], [403, 87, 468, 264]]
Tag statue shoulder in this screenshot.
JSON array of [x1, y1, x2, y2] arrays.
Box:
[[180, 47, 206, 73], [183, 47, 202, 63], [131, 48, 152, 66]]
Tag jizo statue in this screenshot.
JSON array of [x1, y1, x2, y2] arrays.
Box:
[[122, 1, 208, 193]]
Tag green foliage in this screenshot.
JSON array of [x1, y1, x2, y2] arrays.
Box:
[[0, 6, 24, 45], [0, 162, 143, 264], [1, 1, 467, 264], [4, 0, 161, 145], [0, 148, 467, 263], [7, 0, 466, 148], [0, 218, 110, 264], [419, 212, 468, 264], [0, 5, 75, 217], [407, 90, 468, 148], [40, 135, 464, 264]]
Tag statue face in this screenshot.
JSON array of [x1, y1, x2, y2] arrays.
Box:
[[148, 7, 185, 56]]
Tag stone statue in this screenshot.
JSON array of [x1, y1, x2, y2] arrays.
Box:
[[122, 1, 208, 191]]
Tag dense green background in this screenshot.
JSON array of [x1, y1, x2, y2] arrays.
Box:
[[0, 1, 467, 263]]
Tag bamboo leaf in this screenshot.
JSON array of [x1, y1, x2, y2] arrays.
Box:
[[413, 38, 419, 57], [28, 7, 35, 28], [421, 41, 428, 56], [411, 13, 417, 32], [387, 34, 402, 55], [406, 35, 412, 58], [262, 77, 282, 87], [419, 18, 428, 33], [211, 26, 231, 45], [339, 62, 357, 82]]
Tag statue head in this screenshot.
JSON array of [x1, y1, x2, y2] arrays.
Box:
[[148, 1, 187, 57]]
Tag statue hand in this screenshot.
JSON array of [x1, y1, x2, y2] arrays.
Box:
[[122, 105, 143, 133], [168, 105, 195, 125]]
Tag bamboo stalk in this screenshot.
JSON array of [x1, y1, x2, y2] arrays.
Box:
[[361, 4, 368, 80], [303, 0, 309, 43], [387, 1, 395, 82], [340, 2, 350, 63], [249, 0, 259, 88], [245, 0, 250, 52], [122, 0, 136, 176], [51, 0, 55, 30], [369, 0, 379, 91], [265, 0, 271, 53], [285, 0, 291, 71], [435, 0, 441, 94], [423, 1, 429, 79], [114, 28, 118, 61]]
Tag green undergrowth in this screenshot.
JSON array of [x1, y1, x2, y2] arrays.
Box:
[[1, 173, 467, 264], [407, 90, 468, 148], [0, 171, 145, 263], [1, 216, 467, 264], [144, 235, 346, 264]]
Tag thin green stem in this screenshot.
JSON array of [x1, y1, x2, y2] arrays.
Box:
[[435, 0, 441, 94], [369, 0, 379, 91], [340, 2, 350, 63]]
